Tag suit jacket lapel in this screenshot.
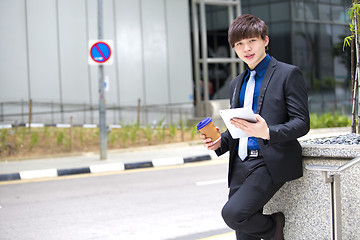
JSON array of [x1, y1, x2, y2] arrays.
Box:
[[256, 57, 277, 113]]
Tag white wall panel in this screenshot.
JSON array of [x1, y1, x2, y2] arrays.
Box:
[[57, 0, 89, 103], [0, 0, 29, 100], [115, 0, 144, 106], [141, 0, 169, 105], [165, 0, 193, 104], [0, 0, 194, 124], [86, 0, 98, 107], [27, 0, 60, 101]]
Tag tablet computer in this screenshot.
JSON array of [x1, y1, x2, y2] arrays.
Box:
[[219, 108, 257, 139]]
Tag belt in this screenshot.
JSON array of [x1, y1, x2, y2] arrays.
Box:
[[248, 149, 262, 158]]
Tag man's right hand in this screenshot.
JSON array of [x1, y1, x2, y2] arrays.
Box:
[[200, 129, 221, 150]]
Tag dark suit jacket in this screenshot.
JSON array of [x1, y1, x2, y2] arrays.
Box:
[[216, 57, 310, 185]]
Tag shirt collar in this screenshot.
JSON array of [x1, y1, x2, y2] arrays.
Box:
[[246, 54, 271, 78]]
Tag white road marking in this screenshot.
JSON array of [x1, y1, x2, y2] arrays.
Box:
[[196, 178, 227, 186], [197, 231, 235, 239]]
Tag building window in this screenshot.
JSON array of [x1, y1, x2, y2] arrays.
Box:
[[190, 0, 351, 114]]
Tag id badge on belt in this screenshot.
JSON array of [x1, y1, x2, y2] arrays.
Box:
[[249, 150, 259, 157]]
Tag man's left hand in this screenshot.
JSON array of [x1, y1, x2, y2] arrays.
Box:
[[230, 114, 270, 140]]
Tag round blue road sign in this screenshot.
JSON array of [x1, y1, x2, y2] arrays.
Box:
[[90, 42, 112, 63]]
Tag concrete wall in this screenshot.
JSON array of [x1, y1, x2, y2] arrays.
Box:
[[264, 144, 360, 239]]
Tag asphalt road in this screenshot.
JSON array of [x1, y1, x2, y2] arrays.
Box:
[[0, 158, 233, 240]]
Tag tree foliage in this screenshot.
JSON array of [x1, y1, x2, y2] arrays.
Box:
[[344, 1, 360, 133]]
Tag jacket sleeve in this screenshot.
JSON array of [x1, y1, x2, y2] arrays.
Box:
[[215, 130, 231, 156], [267, 66, 310, 144]]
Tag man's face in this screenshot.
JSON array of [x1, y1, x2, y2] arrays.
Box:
[[233, 36, 269, 70]]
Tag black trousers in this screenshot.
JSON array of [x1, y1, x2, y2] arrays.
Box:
[[221, 156, 285, 240]]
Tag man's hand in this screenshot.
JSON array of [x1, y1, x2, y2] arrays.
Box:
[[230, 114, 270, 140], [200, 127, 221, 150]]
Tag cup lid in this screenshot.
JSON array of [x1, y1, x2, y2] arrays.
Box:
[[197, 117, 212, 130]]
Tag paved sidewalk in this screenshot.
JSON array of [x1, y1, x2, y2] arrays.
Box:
[[0, 141, 221, 181], [0, 127, 351, 181]]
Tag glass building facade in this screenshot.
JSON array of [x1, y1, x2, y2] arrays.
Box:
[[198, 0, 351, 114]]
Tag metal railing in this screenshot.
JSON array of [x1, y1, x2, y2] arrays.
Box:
[[306, 156, 360, 240], [0, 100, 195, 126]]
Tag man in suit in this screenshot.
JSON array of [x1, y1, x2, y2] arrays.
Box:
[[201, 14, 310, 240]]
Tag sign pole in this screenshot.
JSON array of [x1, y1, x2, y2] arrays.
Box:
[[98, 0, 107, 160]]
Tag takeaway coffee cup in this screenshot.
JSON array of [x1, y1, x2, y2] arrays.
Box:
[[197, 117, 221, 143]]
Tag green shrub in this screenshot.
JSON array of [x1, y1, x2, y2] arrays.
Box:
[[1, 129, 7, 150], [108, 131, 119, 147], [168, 124, 177, 140], [130, 124, 139, 144], [78, 128, 84, 146], [64, 135, 71, 150], [156, 126, 165, 142], [190, 124, 198, 140], [43, 126, 50, 138], [16, 128, 25, 147], [142, 125, 153, 144], [29, 132, 39, 150], [121, 127, 130, 147], [310, 112, 351, 129], [56, 131, 64, 146], [156, 117, 166, 142]]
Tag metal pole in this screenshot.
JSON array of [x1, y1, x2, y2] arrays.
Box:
[[332, 175, 342, 240], [21, 99, 24, 123], [191, 0, 202, 116], [55, 0, 64, 123], [200, 0, 210, 117], [85, 0, 94, 126], [179, 108, 184, 141], [51, 101, 54, 124], [322, 171, 342, 240], [112, 0, 122, 121], [24, 0, 32, 103], [69, 116, 73, 152], [28, 99, 32, 131], [228, 4, 236, 80], [236, 1, 244, 75], [137, 98, 141, 126], [0, 102, 3, 122], [98, 0, 107, 160]]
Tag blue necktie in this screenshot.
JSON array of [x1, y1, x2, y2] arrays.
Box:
[[239, 70, 256, 160]]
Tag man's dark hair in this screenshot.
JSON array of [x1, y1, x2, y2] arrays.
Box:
[[228, 14, 268, 48]]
